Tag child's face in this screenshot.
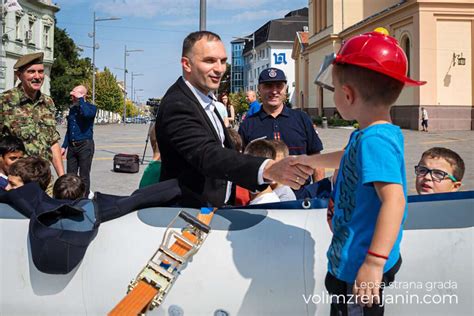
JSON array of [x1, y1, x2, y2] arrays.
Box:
[[0, 151, 24, 174], [415, 157, 461, 194], [5, 175, 24, 191]]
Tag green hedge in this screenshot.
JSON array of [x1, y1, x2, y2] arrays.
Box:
[[311, 115, 357, 127]]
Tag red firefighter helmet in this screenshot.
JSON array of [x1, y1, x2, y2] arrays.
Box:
[[334, 30, 426, 86]]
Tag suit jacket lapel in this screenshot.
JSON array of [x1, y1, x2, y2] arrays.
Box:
[[177, 77, 223, 143]]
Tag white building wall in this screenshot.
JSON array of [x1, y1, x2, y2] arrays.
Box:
[[244, 42, 296, 101], [0, 0, 58, 94], [268, 43, 296, 101]]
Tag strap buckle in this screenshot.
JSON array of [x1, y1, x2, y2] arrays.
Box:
[[128, 211, 211, 311]]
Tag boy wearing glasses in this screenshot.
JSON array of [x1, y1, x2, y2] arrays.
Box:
[[415, 147, 464, 194], [297, 28, 426, 315]]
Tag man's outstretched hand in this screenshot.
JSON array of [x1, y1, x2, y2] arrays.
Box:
[[263, 156, 314, 189]]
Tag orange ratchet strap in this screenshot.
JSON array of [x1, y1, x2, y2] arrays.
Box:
[[109, 207, 217, 316]]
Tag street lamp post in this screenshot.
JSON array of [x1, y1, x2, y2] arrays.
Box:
[[91, 12, 120, 104], [199, 0, 206, 31], [123, 46, 143, 123], [131, 72, 143, 103], [133, 88, 144, 103]]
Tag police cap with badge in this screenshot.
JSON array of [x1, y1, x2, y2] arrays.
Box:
[[258, 67, 287, 84], [14, 52, 44, 71]]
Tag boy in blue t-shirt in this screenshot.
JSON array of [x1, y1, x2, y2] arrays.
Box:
[[298, 29, 426, 315]]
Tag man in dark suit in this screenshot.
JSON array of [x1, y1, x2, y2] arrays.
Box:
[[156, 31, 313, 207]]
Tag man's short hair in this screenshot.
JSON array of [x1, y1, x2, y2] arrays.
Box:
[[269, 139, 289, 158], [53, 174, 86, 200], [421, 147, 465, 181], [244, 139, 276, 160], [333, 63, 404, 106], [9, 156, 51, 191], [182, 31, 221, 58], [227, 128, 243, 153], [0, 135, 25, 156]]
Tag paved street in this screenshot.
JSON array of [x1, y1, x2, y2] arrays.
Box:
[[58, 124, 474, 197]]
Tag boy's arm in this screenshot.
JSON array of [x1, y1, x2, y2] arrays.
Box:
[[353, 182, 405, 307], [51, 142, 65, 177], [296, 150, 344, 170]]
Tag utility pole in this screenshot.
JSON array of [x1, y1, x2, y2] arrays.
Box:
[[131, 72, 143, 103], [90, 12, 120, 104], [123, 46, 143, 123], [199, 0, 206, 31]]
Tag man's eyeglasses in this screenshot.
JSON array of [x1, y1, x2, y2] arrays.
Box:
[[414, 165, 457, 182]]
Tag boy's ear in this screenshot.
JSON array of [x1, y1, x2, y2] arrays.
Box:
[[452, 181, 462, 192], [341, 84, 355, 105]]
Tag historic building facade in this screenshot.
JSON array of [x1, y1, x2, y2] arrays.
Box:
[[1, 0, 59, 94], [293, 0, 473, 130], [242, 8, 309, 101]]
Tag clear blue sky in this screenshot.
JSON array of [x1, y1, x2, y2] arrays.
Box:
[[55, 0, 308, 101]]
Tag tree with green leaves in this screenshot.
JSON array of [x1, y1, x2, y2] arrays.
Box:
[[229, 91, 248, 114], [50, 26, 92, 111], [125, 99, 139, 117], [217, 62, 231, 95], [83, 67, 124, 113]]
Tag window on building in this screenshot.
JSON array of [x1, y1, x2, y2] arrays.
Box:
[[15, 15, 22, 40], [401, 35, 411, 77], [27, 20, 34, 44], [43, 25, 51, 48]]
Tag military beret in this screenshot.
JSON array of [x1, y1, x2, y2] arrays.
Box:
[[258, 67, 287, 84], [14, 52, 44, 70]]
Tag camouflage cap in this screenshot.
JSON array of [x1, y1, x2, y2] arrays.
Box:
[[14, 52, 44, 70]]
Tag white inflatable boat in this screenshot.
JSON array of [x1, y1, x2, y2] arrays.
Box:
[[0, 191, 472, 315]]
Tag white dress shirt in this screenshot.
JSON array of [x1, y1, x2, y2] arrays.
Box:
[[184, 79, 270, 202], [184, 80, 230, 201]]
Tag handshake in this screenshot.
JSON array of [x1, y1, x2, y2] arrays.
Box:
[[262, 151, 343, 189]]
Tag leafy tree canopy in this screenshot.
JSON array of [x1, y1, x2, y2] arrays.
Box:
[[83, 67, 124, 113], [229, 91, 249, 114], [217, 63, 231, 95], [50, 26, 92, 112]]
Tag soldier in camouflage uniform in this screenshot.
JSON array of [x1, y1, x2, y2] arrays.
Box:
[[0, 52, 65, 183]]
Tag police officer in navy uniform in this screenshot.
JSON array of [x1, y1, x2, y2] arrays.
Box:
[[238, 68, 324, 198], [61, 85, 97, 194]]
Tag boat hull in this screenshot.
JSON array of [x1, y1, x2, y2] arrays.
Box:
[[1, 192, 472, 315]]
